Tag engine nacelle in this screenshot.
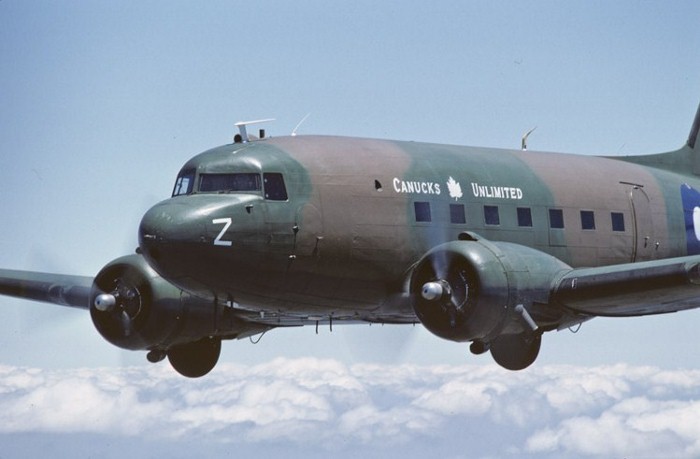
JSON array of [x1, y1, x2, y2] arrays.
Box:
[[90, 255, 185, 350], [89, 254, 266, 351], [89, 254, 271, 377], [410, 235, 571, 344]]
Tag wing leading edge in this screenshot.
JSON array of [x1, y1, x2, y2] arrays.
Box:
[[552, 255, 700, 317], [0, 269, 93, 309], [3, 254, 700, 319]]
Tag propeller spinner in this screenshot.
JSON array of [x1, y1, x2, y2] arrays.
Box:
[[421, 280, 452, 302]]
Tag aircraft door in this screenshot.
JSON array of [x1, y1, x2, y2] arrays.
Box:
[[261, 173, 296, 249], [295, 203, 324, 258], [628, 184, 654, 261]]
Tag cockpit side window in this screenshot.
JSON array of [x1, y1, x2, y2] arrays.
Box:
[[263, 173, 288, 201], [199, 173, 262, 193], [172, 169, 195, 196]]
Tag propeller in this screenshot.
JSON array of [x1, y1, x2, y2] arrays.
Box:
[[399, 197, 468, 353], [93, 277, 144, 337], [423, 252, 474, 323], [90, 261, 152, 348], [410, 244, 483, 342]]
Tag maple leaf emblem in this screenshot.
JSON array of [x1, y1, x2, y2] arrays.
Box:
[[446, 177, 462, 200]]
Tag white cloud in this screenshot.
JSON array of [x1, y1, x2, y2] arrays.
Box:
[[0, 360, 700, 458], [535, 365, 632, 415], [412, 379, 501, 415]]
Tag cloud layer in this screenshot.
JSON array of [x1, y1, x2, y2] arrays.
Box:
[[0, 359, 699, 458]]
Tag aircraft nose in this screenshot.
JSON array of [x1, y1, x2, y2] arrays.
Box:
[[138, 195, 263, 281], [140, 197, 218, 260], [138, 200, 196, 266]]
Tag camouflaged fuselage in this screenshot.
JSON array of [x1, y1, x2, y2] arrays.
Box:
[[138, 135, 700, 321]]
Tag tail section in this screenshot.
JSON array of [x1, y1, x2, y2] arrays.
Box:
[[690, 102, 700, 176], [621, 102, 700, 176], [688, 102, 700, 150]]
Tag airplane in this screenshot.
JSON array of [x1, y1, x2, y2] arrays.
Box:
[[2, 103, 700, 378]]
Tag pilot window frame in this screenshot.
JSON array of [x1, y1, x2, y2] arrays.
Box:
[[263, 173, 288, 201], [450, 203, 466, 224], [483, 205, 500, 226], [517, 207, 533, 227], [414, 201, 432, 222], [172, 169, 195, 197], [198, 172, 262, 193], [611, 212, 625, 232], [580, 210, 596, 230], [548, 208, 564, 229]]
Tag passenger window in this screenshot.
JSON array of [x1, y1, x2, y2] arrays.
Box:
[[199, 173, 261, 193], [263, 173, 288, 201], [611, 212, 625, 232], [484, 205, 500, 225], [172, 169, 195, 196], [549, 209, 564, 229], [580, 210, 595, 230], [450, 204, 466, 224], [414, 202, 431, 222], [517, 207, 532, 227]]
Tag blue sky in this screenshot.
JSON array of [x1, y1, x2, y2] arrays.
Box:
[[1, 1, 700, 457]]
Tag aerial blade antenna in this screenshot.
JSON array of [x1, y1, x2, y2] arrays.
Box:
[[521, 126, 537, 151], [291, 113, 311, 136], [234, 118, 275, 142]]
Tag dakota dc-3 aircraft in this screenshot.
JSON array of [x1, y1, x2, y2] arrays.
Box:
[[2, 104, 700, 378]]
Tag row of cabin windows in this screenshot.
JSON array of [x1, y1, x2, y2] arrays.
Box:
[[414, 202, 626, 232]]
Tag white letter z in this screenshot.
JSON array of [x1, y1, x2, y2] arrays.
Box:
[[212, 218, 233, 247]]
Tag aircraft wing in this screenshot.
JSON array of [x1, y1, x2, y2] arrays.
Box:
[[0, 269, 93, 309], [551, 255, 700, 317], [2, 254, 700, 322]]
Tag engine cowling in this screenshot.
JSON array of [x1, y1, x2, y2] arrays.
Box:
[[410, 235, 571, 345], [89, 254, 269, 377], [90, 254, 188, 351]]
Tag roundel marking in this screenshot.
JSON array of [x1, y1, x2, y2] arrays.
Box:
[[693, 207, 700, 241]]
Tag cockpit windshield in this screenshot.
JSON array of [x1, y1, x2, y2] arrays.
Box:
[[199, 173, 262, 193], [172, 169, 195, 196], [171, 168, 287, 200]]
